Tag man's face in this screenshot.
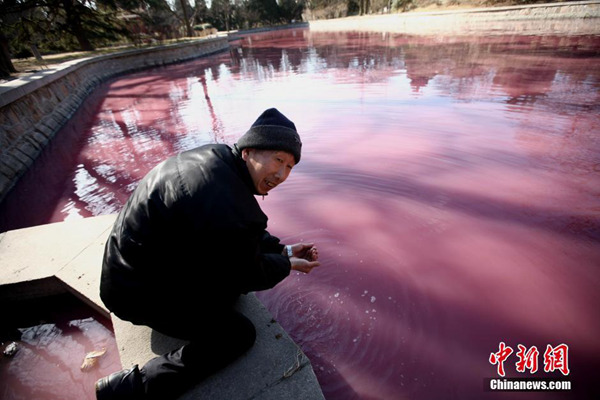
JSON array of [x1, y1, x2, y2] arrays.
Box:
[[242, 149, 296, 195]]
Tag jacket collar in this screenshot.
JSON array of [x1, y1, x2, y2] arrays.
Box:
[[231, 144, 267, 197]]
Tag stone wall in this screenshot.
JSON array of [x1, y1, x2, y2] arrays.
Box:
[[233, 22, 309, 36], [309, 1, 600, 35], [0, 37, 229, 204]]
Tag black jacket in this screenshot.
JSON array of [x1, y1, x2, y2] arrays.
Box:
[[100, 144, 291, 323]]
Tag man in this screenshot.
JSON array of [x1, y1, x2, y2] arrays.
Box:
[[96, 108, 320, 399]]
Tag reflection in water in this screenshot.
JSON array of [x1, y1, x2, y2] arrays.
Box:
[[1, 29, 599, 399]]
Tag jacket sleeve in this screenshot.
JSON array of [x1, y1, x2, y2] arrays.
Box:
[[242, 252, 291, 293], [227, 228, 291, 293], [259, 231, 285, 255]]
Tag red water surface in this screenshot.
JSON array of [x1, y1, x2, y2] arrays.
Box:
[[1, 30, 599, 399], [0, 295, 121, 399]]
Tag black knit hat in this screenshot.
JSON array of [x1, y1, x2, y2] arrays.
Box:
[[237, 108, 302, 164]]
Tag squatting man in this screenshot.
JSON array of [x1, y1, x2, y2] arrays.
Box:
[[96, 108, 320, 399]]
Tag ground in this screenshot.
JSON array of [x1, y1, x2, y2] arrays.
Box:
[[3, 38, 211, 83]]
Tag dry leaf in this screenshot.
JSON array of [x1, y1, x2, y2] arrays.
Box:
[[80, 348, 107, 371]]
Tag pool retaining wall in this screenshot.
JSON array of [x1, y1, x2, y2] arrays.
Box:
[[309, 1, 600, 35], [0, 37, 229, 204]]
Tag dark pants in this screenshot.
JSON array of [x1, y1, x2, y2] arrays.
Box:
[[137, 306, 256, 400]]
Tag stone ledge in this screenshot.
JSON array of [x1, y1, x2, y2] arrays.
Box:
[[0, 214, 117, 316], [0, 215, 325, 399], [0, 37, 228, 107], [113, 293, 325, 400], [0, 37, 230, 205]]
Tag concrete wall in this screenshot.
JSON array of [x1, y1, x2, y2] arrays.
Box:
[[232, 22, 309, 36], [309, 1, 600, 35], [0, 37, 229, 204]]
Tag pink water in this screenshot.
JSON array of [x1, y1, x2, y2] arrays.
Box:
[[0, 295, 121, 399], [1, 30, 599, 399]]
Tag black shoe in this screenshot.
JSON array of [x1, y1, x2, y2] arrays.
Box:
[[96, 365, 144, 400]]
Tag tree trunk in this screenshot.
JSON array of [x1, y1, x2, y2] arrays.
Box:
[[224, 0, 230, 32], [0, 32, 17, 79], [30, 43, 44, 62], [61, 0, 95, 51], [179, 0, 194, 37]]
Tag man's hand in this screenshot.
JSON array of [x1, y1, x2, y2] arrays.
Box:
[[290, 257, 321, 274], [289, 243, 319, 261], [286, 243, 320, 274]]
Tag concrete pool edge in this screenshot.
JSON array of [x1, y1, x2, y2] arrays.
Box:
[[0, 36, 230, 206], [0, 214, 326, 399], [309, 0, 600, 35]]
